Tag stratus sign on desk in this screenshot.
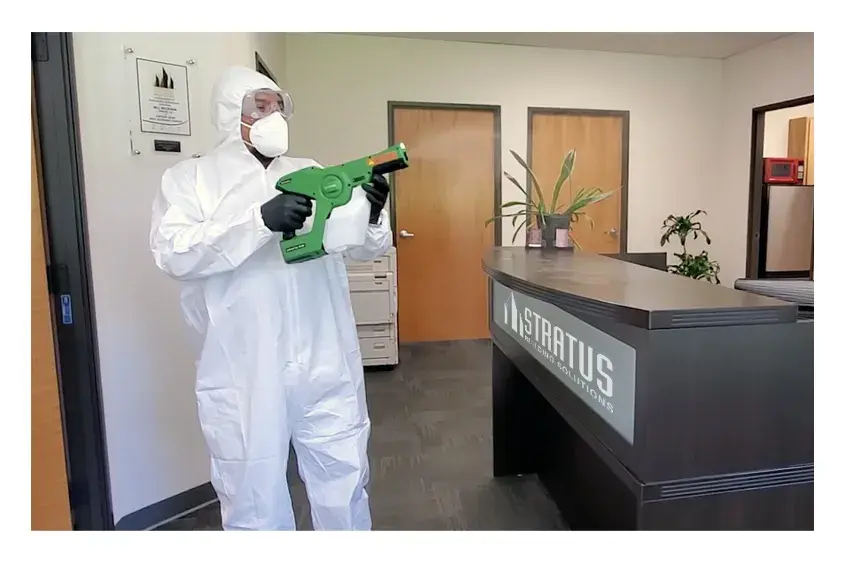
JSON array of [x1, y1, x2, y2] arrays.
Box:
[[492, 281, 636, 444]]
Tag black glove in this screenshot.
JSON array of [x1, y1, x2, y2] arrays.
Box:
[[260, 192, 312, 234], [362, 173, 390, 224]]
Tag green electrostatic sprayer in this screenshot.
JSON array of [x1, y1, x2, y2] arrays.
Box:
[[274, 143, 410, 264]]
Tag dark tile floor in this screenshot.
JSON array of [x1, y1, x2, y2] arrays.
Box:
[[158, 340, 567, 531]]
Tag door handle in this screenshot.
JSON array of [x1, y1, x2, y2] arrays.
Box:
[[607, 228, 619, 238], [399, 229, 415, 238]]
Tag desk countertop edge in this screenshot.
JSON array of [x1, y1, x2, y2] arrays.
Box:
[[483, 256, 798, 330]]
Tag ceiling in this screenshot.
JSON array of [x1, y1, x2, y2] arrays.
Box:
[[347, 33, 794, 59]]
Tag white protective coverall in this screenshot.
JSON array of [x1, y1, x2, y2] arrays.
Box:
[[149, 66, 391, 530]]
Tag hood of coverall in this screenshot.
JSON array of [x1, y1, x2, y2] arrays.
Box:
[[210, 66, 285, 148]]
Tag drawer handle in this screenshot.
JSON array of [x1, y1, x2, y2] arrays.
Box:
[[374, 281, 384, 286], [373, 343, 387, 350]]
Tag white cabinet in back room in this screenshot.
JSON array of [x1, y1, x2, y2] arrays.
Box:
[[344, 247, 398, 368]]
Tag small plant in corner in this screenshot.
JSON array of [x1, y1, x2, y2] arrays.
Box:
[[660, 210, 721, 284]]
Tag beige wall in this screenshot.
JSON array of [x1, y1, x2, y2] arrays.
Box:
[[282, 33, 724, 257], [277, 33, 813, 285], [763, 103, 814, 158], [719, 33, 813, 282], [254, 32, 287, 85]]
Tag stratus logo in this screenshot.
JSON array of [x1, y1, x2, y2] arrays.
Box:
[[503, 291, 615, 414], [503, 292, 526, 336]]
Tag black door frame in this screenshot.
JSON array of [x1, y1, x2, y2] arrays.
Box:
[[31, 32, 114, 530], [386, 101, 504, 247], [254, 51, 277, 84], [745, 95, 814, 279], [526, 107, 630, 253]]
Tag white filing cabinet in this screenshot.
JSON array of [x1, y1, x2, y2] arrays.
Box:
[[344, 247, 398, 367]]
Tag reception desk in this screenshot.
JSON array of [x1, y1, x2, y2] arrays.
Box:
[[484, 248, 813, 530]]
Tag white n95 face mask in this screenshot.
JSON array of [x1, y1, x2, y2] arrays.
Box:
[[243, 112, 289, 157]]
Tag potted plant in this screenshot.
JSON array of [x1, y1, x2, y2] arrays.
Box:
[[486, 149, 617, 249], [660, 210, 721, 284]]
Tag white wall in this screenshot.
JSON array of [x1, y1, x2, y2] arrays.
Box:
[[72, 31, 285, 526], [255, 32, 287, 85], [763, 103, 814, 158], [283, 33, 724, 255], [719, 33, 814, 282]]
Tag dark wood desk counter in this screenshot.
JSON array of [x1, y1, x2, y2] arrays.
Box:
[[484, 247, 813, 530], [485, 247, 797, 329]]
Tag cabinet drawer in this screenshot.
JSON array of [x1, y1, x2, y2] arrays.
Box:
[[345, 247, 395, 274], [350, 290, 391, 325], [346, 255, 391, 274], [360, 336, 394, 360], [369, 256, 391, 273], [348, 274, 392, 293], [357, 323, 394, 340]]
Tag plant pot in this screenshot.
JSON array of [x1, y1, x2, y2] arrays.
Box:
[[541, 214, 573, 249]]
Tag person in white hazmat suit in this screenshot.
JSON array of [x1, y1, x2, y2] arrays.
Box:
[[149, 66, 392, 531]]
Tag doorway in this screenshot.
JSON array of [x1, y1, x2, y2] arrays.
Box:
[[31, 78, 73, 531], [745, 95, 814, 279], [527, 108, 629, 253], [32, 32, 113, 530], [388, 102, 502, 343]]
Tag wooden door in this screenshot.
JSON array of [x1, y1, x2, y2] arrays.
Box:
[[529, 111, 626, 254], [392, 106, 497, 342], [32, 86, 73, 530]]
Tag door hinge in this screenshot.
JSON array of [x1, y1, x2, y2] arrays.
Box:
[[32, 33, 49, 62]]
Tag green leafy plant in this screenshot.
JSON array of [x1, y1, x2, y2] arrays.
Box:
[[485, 149, 617, 248], [660, 210, 721, 284]]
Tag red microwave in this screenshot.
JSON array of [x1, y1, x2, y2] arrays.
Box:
[[763, 157, 804, 184]]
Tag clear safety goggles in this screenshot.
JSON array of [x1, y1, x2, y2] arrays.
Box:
[[241, 88, 294, 122]]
